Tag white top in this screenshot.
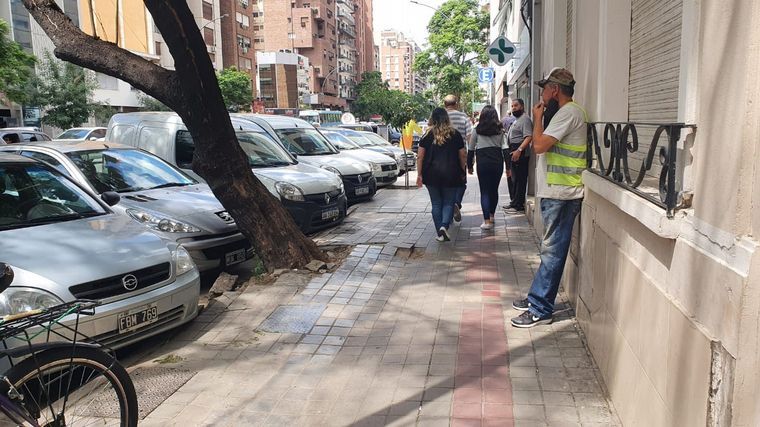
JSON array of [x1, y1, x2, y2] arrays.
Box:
[[536, 102, 587, 200]]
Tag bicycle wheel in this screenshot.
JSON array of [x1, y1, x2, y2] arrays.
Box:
[[0, 346, 138, 427]]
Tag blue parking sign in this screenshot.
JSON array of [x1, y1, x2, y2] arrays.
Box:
[[478, 67, 495, 83]]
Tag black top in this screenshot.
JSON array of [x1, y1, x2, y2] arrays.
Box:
[[419, 130, 466, 187]]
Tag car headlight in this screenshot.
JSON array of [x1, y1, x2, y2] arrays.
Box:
[[321, 165, 342, 176], [174, 246, 196, 277], [127, 209, 202, 233], [275, 181, 305, 201], [368, 162, 382, 176], [0, 287, 64, 317], [337, 181, 345, 194]]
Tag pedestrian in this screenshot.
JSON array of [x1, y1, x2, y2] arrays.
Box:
[[511, 67, 588, 328], [503, 98, 533, 213], [443, 94, 472, 223], [416, 107, 467, 242], [466, 105, 505, 230]]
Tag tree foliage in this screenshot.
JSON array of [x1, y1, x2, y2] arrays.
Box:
[[0, 19, 35, 104], [413, 0, 489, 105], [27, 52, 100, 129], [217, 67, 253, 112], [352, 72, 433, 128], [137, 92, 172, 111]]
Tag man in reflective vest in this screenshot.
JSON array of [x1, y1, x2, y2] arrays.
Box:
[[511, 67, 588, 328]]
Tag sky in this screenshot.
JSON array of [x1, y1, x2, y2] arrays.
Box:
[[373, 0, 448, 48]]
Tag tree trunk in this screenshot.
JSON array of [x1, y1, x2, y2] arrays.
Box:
[[21, 0, 325, 271]]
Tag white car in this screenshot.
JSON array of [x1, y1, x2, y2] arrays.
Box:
[[232, 114, 378, 202], [321, 130, 398, 186], [54, 127, 107, 142], [105, 112, 348, 232]]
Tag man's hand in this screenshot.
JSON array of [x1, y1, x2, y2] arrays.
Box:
[[511, 149, 522, 162], [416, 175, 423, 188], [532, 102, 544, 121]]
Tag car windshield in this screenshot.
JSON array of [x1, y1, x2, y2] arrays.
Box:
[[274, 128, 337, 156], [360, 133, 393, 147], [66, 149, 196, 193], [341, 132, 375, 148], [55, 129, 90, 139], [0, 163, 107, 230], [236, 131, 295, 167], [322, 132, 360, 151]]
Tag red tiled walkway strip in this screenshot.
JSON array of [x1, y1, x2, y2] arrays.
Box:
[[453, 304, 514, 426]]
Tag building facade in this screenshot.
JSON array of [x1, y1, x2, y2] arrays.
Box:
[[500, 0, 760, 425], [256, 51, 310, 109], [220, 0, 257, 101], [336, 0, 357, 101], [379, 30, 426, 95]]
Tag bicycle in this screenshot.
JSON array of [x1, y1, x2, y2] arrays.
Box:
[[0, 263, 138, 426]]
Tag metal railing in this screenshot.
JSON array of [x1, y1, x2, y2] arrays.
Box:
[[586, 122, 696, 218]]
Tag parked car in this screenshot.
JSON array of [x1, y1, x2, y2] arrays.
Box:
[[105, 112, 347, 232], [232, 114, 377, 202], [321, 130, 398, 187], [0, 153, 200, 348], [1, 128, 52, 145], [357, 131, 417, 173], [0, 141, 256, 271], [335, 123, 375, 133], [388, 127, 401, 144], [55, 127, 107, 142]]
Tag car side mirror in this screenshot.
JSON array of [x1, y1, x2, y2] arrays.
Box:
[[101, 191, 121, 206], [0, 263, 14, 293], [88, 137, 97, 141], [290, 152, 298, 159]]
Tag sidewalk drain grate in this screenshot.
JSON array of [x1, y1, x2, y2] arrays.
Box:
[[258, 304, 327, 334], [133, 367, 197, 419]]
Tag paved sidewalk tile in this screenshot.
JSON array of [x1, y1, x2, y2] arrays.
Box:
[[139, 173, 621, 426]]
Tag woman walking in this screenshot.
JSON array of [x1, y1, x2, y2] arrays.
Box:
[[416, 107, 467, 242], [467, 105, 505, 230]]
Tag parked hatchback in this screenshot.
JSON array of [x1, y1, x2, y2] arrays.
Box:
[[321, 130, 398, 186], [0, 142, 254, 272], [0, 153, 200, 348], [106, 112, 347, 233], [357, 131, 417, 172], [1, 128, 51, 145], [55, 127, 107, 142]]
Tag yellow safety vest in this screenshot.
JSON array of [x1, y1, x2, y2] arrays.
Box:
[[545, 101, 588, 187]]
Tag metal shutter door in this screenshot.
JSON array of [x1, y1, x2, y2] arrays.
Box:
[[627, 0, 682, 191]]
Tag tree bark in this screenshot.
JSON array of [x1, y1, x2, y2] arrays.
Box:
[[21, 0, 325, 271]]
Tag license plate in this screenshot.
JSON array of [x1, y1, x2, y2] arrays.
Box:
[[225, 248, 246, 266], [355, 186, 370, 196], [322, 208, 340, 220], [406, 159, 415, 166], [118, 305, 158, 334]]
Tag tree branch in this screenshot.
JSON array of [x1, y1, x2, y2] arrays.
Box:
[[21, 0, 182, 110]]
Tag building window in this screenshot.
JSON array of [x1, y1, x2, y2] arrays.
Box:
[[155, 41, 161, 55], [202, 2, 213, 20], [240, 0, 249, 7], [97, 73, 118, 90], [203, 27, 214, 45]]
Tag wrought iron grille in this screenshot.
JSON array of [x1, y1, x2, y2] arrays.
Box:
[[586, 122, 696, 218]]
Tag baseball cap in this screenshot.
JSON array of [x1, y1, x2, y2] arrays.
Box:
[[536, 67, 575, 88]]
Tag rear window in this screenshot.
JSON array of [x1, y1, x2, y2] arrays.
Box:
[[56, 129, 90, 139]]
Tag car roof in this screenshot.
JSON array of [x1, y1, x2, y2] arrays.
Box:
[[0, 141, 132, 154], [234, 114, 315, 129], [324, 127, 362, 136], [0, 152, 39, 164], [60, 127, 106, 132]]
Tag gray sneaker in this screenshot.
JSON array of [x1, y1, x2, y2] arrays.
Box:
[[453, 204, 462, 222], [512, 298, 530, 311], [511, 311, 552, 328]]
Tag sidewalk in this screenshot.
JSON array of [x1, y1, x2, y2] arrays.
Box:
[[137, 174, 621, 426]]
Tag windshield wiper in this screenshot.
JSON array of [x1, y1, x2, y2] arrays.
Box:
[[148, 182, 192, 190], [23, 212, 104, 225]]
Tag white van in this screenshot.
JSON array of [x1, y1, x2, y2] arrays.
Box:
[[231, 114, 378, 201], [105, 112, 347, 233]]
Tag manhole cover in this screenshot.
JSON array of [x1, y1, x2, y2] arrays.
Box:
[[258, 304, 326, 334]]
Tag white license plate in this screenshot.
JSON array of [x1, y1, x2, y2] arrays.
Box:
[[225, 248, 247, 266], [118, 304, 158, 334], [355, 186, 370, 196], [322, 208, 340, 220]]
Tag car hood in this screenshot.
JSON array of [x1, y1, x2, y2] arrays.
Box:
[[253, 162, 343, 196], [1, 214, 173, 292], [339, 149, 396, 165], [115, 184, 237, 233], [295, 153, 372, 175]]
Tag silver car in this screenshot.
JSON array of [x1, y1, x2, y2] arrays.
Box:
[[0, 142, 252, 272], [0, 153, 200, 348], [358, 131, 417, 173]]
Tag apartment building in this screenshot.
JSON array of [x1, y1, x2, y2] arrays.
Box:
[[379, 30, 425, 95], [256, 51, 310, 109], [354, 0, 376, 75], [336, 0, 357, 100], [220, 0, 257, 100]]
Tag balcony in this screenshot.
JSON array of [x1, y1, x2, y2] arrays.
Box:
[[337, 8, 355, 25], [338, 23, 355, 38], [587, 122, 696, 218]]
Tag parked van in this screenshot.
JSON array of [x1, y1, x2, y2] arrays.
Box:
[[231, 114, 378, 202], [105, 112, 347, 233]]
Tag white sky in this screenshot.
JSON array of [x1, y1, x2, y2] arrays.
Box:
[[373, 0, 447, 48]]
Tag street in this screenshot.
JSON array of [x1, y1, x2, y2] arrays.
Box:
[[116, 172, 620, 426]]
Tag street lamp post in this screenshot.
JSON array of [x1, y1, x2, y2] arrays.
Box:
[[318, 66, 339, 108], [409, 0, 452, 20], [201, 13, 229, 31]]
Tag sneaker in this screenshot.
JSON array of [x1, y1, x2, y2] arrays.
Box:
[[453, 205, 462, 222], [439, 226, 450, 241], [511, 311, 552, 328], [435, 227, 445, 242], [502, 203, 515, 210], [505, 206, 524, 214], [512, 298, 530, 311], [480, 222, 494, 230]]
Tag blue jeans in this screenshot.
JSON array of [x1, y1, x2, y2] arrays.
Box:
[[477, 162, 503, 220], [455, 184, 466, 208], [527, 198, 582, 318], [426, 185, 459, 230]]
